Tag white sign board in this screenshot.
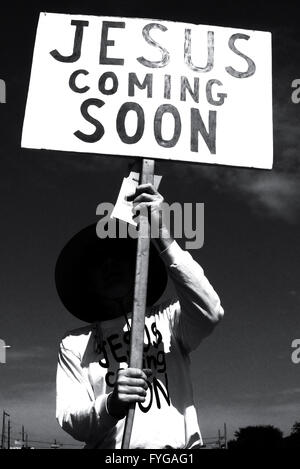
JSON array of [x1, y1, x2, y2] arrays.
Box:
[[22, 13, 273, 169]]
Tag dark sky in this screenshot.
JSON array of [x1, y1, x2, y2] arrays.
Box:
[[0, 0, 299, 448]]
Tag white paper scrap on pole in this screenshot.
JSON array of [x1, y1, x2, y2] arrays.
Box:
[[111, 172, 162, 225]]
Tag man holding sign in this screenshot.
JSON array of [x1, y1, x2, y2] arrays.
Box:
[[21, 11, 272, 449], [55, 184, 224, 449]]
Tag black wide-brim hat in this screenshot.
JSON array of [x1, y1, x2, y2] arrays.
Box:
[[55, 224, 168, 322]]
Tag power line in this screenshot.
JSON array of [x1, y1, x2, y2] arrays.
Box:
[[26, 439, 81, 447], [202, 423, 228, 449], [1, 409, 83, 449]]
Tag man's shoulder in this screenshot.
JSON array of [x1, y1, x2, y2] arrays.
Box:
[[146, 298, 179, 323], [60, 324, 94, 355]]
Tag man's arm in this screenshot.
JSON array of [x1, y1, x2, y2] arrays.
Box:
[[128, 183, 224, 352], [57, 342, 151, 442], [160, 240, 224, 352], [56, 342, 119, 443]]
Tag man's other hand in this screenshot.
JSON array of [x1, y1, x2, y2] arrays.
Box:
[[107, 368, 152, 419], [127, 183, 173, 251]]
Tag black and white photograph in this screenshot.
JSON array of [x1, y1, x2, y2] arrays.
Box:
[[0, 0, 299, 454]]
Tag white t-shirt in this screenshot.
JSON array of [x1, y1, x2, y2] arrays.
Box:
[[56, 241, 224, 449]]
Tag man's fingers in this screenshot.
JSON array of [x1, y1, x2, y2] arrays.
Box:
[[132, 193, 155, 204], [122, 367, 150, 381], [132, 202, 151, 216], [126, 183, 157, 201], [119, 394, 146, 403], [119, 385, 147, 396], [115, 368, 153, 405], [135, 183, 157, 195], [118, 377, 148, 389]]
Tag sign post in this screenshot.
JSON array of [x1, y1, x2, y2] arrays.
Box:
[[122, 158, 154, 449]]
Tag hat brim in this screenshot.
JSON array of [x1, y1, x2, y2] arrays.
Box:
[[55, 224, 168, 322]]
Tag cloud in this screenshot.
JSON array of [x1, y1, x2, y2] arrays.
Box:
[[276, 388, 300, 397], [234, 387, 300, 401], [264, 402, 300, 415], [184, 29, 300, 224], [190, 163, 300, 223], [2, 344, 56, 372], [7, 345, 53, 361], [1, 380, 54, 400], [237, 172, 300, 222]]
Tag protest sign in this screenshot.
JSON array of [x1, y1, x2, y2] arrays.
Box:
[[22, 13, 273, 169]]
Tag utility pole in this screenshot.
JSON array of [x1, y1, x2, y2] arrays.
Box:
[[1, 412, 4, 449], [25, 432, 28, 449], [7, 419, 11, 450], [1, 411, 9, 449], [224, 422, 228, 449], [51, 439, 60, 449]]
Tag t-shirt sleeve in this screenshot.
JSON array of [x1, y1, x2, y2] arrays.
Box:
[[160, 241, 224, 353], [56, 340, 119, 445]]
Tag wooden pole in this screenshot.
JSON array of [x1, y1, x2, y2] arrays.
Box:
[[121, 158, 155, 449]]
